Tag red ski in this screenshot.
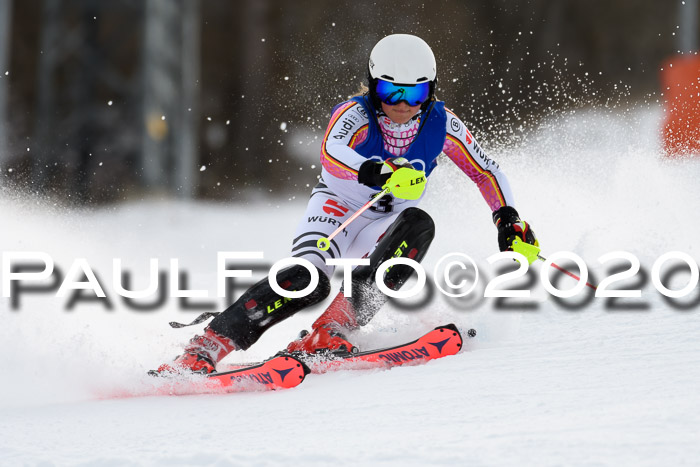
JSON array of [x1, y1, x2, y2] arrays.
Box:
[[108, 355, 309, 399], [219, 324, 471, 376], [202, 354, 309, 392], [304, 323, 467, 374], [107, 325, 470, 400]]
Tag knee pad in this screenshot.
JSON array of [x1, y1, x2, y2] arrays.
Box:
[[209, 264, 331, 350], [354, 207, 435, 286]]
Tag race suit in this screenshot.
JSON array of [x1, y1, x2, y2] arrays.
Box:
[[292, 95, 515, 277]]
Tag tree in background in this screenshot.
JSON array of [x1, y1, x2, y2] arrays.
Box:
[[0, 0, 684, 203]]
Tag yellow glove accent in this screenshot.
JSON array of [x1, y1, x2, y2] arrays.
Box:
[[383, 167, 427, 200], [511, 237, 541, 265]]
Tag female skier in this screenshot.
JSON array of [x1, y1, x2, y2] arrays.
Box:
[[156, 34, 537, 374]]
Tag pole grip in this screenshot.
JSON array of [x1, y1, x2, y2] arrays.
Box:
[[511, 237, 541, 265]]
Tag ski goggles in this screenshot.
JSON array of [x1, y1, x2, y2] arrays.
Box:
[[374, 80, 431, 106]]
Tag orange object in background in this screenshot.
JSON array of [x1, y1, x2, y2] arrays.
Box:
[[661, 55, 700, 157]]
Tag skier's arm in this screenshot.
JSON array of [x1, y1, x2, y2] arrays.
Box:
[[442, 109, 515, 210], [443, 109, 538, 251], [320, 101, 371, 180]]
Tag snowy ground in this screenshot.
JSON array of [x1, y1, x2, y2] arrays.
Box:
[[1, 107, 700, 466]]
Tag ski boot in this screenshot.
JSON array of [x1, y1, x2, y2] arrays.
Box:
[[150, 327, 237, 376], [286, 325, 358, 356], [286, 292, 359, 356]]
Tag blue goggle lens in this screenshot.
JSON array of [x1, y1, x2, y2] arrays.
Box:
[[375, 80, 431, 106]]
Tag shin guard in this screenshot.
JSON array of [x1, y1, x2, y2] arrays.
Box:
[[337, 207, 435, 327], [208, 265, 331, 350]]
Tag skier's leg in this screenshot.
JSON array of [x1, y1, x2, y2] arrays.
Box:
[[156, 186, 371, 373], [207, 263, 331, 350], [288, 184, 374, 277], [214, 186, 367, 351], [212, 187, 370, 349], [288, 207, 435, 353], [349, 206, 435, 325], [154, 264, 332, 375]]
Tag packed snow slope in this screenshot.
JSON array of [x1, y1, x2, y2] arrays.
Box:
[[1, 108, 700, 466]]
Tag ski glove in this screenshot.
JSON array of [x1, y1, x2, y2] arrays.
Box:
[[492, 206, 538, 252], [357, 157, 427, 200]]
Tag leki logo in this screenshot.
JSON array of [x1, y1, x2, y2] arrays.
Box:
[[267, 296, 292, 313]]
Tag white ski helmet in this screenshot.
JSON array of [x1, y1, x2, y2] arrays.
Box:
[[368, 34, 437, 85]]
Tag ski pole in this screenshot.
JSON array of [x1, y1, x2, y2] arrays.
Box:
[[511, 237, 598, 291], [317, 187, 391, 251]]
